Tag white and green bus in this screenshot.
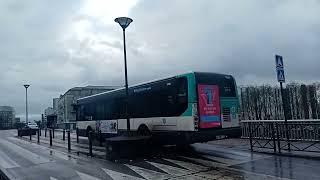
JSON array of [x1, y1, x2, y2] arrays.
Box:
[[76, 72, 241, 144]]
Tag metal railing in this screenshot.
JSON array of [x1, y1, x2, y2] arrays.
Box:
[[241, 119, 320, 153]]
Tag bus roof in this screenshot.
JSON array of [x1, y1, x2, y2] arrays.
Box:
[[76, 71, 233, 104]]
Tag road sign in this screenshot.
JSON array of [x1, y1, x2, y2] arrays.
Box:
[[275, 55, 284, 69], [277, 69, 285, 82], [275, 55, 285, 83]]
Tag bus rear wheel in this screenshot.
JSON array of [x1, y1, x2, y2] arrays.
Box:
[[137, 125, 151, 136]]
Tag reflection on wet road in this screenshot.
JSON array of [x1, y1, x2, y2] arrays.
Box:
[[0, 129, 319, 179]]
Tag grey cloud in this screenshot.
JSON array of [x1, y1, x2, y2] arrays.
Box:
[[129, 0, 320, 84], [1, 0, 319, 119]]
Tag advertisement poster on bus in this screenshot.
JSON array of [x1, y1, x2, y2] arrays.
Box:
[[99, 120, 118, 134], [197, 84, 221, 128]]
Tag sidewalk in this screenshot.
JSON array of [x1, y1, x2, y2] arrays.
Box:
[[208, 138, 320, 159]]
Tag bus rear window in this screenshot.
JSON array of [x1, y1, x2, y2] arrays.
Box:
[[195, 72, 236, 97]]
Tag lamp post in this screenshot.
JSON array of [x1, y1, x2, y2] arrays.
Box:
[[115, 17, 133, 132], [23, 84, 30, 124]]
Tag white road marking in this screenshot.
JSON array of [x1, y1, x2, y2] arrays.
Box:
[[102, 168, 144, 180], [125, 164, 172, 180], [0, 149, 20, 169], [0, 139, 51, 164], [179, 156, 225, 168], [76, 171, 101, 180], [146, 161, 190, 176], [163, 158, 208, 172], [50, 177, 59, 180]]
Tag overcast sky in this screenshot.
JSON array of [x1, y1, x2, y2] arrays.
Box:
[[0, 0, 319, 120]]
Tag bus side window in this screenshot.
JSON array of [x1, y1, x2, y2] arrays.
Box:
[[96, 102, 104, 120], [84, 104, 94, 121], [175, 77, 188, 115], [177, 78, 187, 104], [79, 105, 85, 120]]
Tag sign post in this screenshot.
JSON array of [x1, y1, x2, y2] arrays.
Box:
[[275, 54, 290, 151]]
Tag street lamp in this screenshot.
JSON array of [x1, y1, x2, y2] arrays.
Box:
[[115, 17, 133, 132], [23, 84, 30, 124]]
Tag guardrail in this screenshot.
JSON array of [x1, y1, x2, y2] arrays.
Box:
[[241, 119, 320, 153]]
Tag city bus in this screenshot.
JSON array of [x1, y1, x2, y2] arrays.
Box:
[[75, 72, 241, 145]]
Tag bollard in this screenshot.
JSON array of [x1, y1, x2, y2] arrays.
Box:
[[29, 128, 32, 141], [53, 127, 55, 139], [89, 131, 93, 157], [63, 130, 65, 141], [45, 128, 47, 137], [276, 123, 281, 153], [37, 129, 40, 143], [76, 128, 79, 143], [67, 130, 71, 151], [99, 130, 102, 147], [49, 129, 52, 146], [271, 123, 276, 153], [39, 127, 41, 136], [248, 122, 253, 151]]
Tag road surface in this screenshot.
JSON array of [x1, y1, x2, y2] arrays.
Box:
[[1, 130, 320, 179]]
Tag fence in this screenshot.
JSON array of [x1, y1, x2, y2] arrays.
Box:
[[17, 128, 105, 158], [241, 119, 320, 153]]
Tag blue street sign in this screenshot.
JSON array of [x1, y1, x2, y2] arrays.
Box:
[[275, 55, 284, 69], [275, 55, 285, 83], [277, 69, 285, 82]]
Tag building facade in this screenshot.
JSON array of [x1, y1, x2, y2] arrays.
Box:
[[0, 106, 15, 129], [53, 98, 59, 113], [56, 86, 118, 126]]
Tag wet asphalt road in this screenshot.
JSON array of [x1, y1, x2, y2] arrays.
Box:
[[0, 129, 320, 180]]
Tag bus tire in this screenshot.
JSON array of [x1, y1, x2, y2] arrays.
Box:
[[137, 125, 151, 136]]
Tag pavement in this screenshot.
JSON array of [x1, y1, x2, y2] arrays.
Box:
[[0, 129, 320, 180]]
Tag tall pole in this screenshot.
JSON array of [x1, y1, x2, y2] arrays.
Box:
[[115, 17, 133, 133], [26, 87, 28, 124], [122, 28, 130, 131], [24, 85, 30, 124], [280, 82, 290, 151]]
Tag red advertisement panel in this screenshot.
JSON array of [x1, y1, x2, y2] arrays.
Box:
[[197, 84, 221, 128]]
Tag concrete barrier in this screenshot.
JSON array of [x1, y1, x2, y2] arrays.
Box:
[[105, 136, 151, 160]]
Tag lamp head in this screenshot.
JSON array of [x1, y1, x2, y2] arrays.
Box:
[[115, 17, 133, 30]]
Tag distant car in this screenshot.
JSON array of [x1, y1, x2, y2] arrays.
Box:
[[26, 122, 39, 129]]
